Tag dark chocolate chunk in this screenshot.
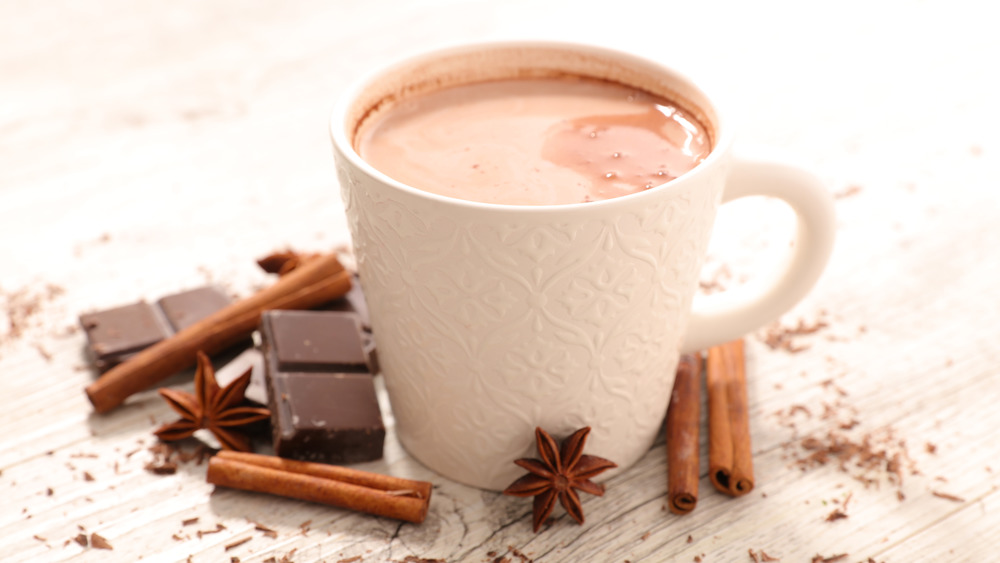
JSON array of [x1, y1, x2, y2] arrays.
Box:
[[79, 286, 233, 372], [79, 302, 172, 372], [260, 310, 384, 463], [157, 286, 232, 332], [269, 372, 385, 464], [264, 310, 368, 373]]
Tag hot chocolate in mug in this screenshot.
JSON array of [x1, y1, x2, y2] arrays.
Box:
[[330, 41, 836, 490]]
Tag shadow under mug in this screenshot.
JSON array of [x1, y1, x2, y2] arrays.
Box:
[[330, 41, 836, 491]]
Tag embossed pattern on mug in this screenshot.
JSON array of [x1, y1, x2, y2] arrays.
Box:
[[337, 161, 724, 490]]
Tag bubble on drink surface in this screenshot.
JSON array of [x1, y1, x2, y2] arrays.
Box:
[[542, 105, 709, 197]]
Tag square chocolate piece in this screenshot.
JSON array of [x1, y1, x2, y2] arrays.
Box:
[[264, 310, 369, 373], [79, 302, 172, 371], [269, 372, 385, 464], [157, 286, 232, 332]]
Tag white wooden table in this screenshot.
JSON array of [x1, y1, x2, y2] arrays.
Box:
[[3, 1, 999, 561]]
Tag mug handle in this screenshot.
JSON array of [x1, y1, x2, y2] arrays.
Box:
[[682, 157, 837, 353]]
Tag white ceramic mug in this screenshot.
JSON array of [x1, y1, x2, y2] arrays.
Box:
[[330, 41, 835, 491]]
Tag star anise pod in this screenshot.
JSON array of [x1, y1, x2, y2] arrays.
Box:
[[154, 350, 270, 452], [503, 426, 617, 532]]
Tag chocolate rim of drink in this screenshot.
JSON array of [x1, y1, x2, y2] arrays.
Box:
[[331, 40, 734, 210]]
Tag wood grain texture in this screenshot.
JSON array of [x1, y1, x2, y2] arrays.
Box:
[[3, 0, 999, 561]]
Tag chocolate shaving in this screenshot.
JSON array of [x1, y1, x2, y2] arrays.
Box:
[[932, 491, 965, 502], [759, 315, 829, 353], [825, 509, 848, 522], [0, 282, 64, 345], [833, 185, 862, 199], [225, 537, 252, 551], [90, 533, 113, 550], [252, 521, 278, 538], [197, 523, 226, 538]]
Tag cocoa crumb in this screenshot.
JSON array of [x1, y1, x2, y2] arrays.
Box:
[[925, 442, 937, 454], [182, 517, 199, 526], [74, 533, 88, 547], [33, 343, 52, 361], [90, 533, 113, 550], [931, 491, 965, 502], [0, 282, 64, 346], [834, 185, 862, 199], [83, 471, 95, 482], [699, 262, 733, 295], [825, 509, 848, 522], [253, 521, 279, 538], [46, 487, 53, 496], [33, 534, 46, 542], [687, 535, 693, 543], [225, 537, 252, 551], [759, 315, 829, 352], [507, 546, 534, 563], [641, 531, 651, 541], [197, 523, 226, 538], [337, 557, 362, 563], [811, 555, 847, 563], [145, 460, 178, 475], [749, 549, 760, 562]]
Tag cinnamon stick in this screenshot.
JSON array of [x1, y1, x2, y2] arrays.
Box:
[[207, 451, 432, 523], [86, 253, 351, 413], [666, 353, 703, 515], [707, 338, 754, 496]]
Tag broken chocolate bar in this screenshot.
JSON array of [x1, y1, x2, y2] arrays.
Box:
[[79, 286, 232, 372], [260, 310, 385, 464]]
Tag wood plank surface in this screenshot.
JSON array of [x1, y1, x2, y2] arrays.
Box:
[[3, 1, 999, 561]]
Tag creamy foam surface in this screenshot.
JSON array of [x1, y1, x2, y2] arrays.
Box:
[[357, 77, 711, 206]]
